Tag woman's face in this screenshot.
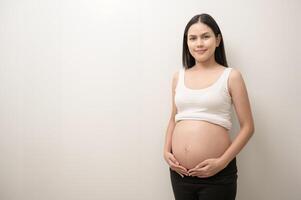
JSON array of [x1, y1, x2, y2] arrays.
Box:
[[187, 22, 221, 63]]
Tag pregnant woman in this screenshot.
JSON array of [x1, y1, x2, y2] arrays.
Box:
[[163, 13, 255, 200]]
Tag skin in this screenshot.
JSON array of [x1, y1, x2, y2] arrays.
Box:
[[164, 22, 255, 178]]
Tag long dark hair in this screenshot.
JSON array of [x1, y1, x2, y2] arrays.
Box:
[[182, 13, 228, 69]]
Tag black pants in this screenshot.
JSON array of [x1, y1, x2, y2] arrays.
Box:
[[169, 157, 238, 200]]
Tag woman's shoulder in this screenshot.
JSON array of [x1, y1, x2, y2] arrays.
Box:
[[228, 67, 245, 95], [171, 68, 184, 90], [172, 68, 183, 81], [228, 67, 243, 80], [171, 69, 180, 85]]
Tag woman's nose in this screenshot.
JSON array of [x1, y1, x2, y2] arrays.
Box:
[[196, 38, 203, 46]]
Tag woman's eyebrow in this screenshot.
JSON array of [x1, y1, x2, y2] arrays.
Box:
[[188, 32, 210, 37]]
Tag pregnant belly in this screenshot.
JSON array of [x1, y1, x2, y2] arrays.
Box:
[[171, 120, 232, 170]]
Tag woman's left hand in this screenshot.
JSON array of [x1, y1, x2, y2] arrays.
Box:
[[188, 158, 226, 178]]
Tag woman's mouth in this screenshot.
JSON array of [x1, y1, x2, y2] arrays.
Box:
[[195, 49, 207, 54]]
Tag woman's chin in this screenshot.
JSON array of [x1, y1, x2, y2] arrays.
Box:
[[195, 57, 210, 63]]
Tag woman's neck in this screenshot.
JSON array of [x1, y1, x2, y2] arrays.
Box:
[[193, 57, 220, 71]]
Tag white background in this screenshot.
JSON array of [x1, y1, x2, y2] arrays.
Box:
[[0, 0, 300, 199]]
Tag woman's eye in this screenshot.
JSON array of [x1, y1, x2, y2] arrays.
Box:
[[189, 38, 195, 40]]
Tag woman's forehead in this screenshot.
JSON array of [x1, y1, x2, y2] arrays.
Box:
[[188, 23, 213, 36]]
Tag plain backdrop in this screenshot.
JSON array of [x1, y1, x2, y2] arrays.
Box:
[[0, 0, 300, 199]]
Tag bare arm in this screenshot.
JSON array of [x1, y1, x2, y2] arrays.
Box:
[[163, 71, 179, 154], [163, 71, 189, 177], [163, 120, 176, 153], [219, 69, 255, 166]]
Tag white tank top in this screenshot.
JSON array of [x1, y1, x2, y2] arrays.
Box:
[[175, 67, 233, 130]]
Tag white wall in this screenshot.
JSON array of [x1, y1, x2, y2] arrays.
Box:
[[0, 0, 300, 199]]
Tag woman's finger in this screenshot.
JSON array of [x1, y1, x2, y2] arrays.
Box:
[[173, 164, 189, 174], [176, 171, 184, 178], [170, 155, 180, 165], [171, 166, 187, 177], [170, 166, 184, 177], [177, 167, 189, 176], [190, 169, 203, 177], [169, 160, 189, 176], [169, 159, 185, 171], [177, 165, 187, 171], [169, 159, 178, 167], [177, 172, 184, 178]]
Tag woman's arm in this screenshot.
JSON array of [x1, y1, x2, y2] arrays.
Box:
[[163, 71, 179, 154], [164, 120, 176, 154], [219, 69, 255, 166]]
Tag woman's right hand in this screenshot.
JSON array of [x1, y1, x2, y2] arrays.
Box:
[[164, 152, 189, 177]]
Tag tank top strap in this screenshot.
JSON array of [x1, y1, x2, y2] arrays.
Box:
[[224, 67, 233, 80], [176, 68, 185, 90], [218, 67, 233, 90]]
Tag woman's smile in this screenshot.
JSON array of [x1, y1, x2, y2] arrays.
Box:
[[195, 49, 207, 54]]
